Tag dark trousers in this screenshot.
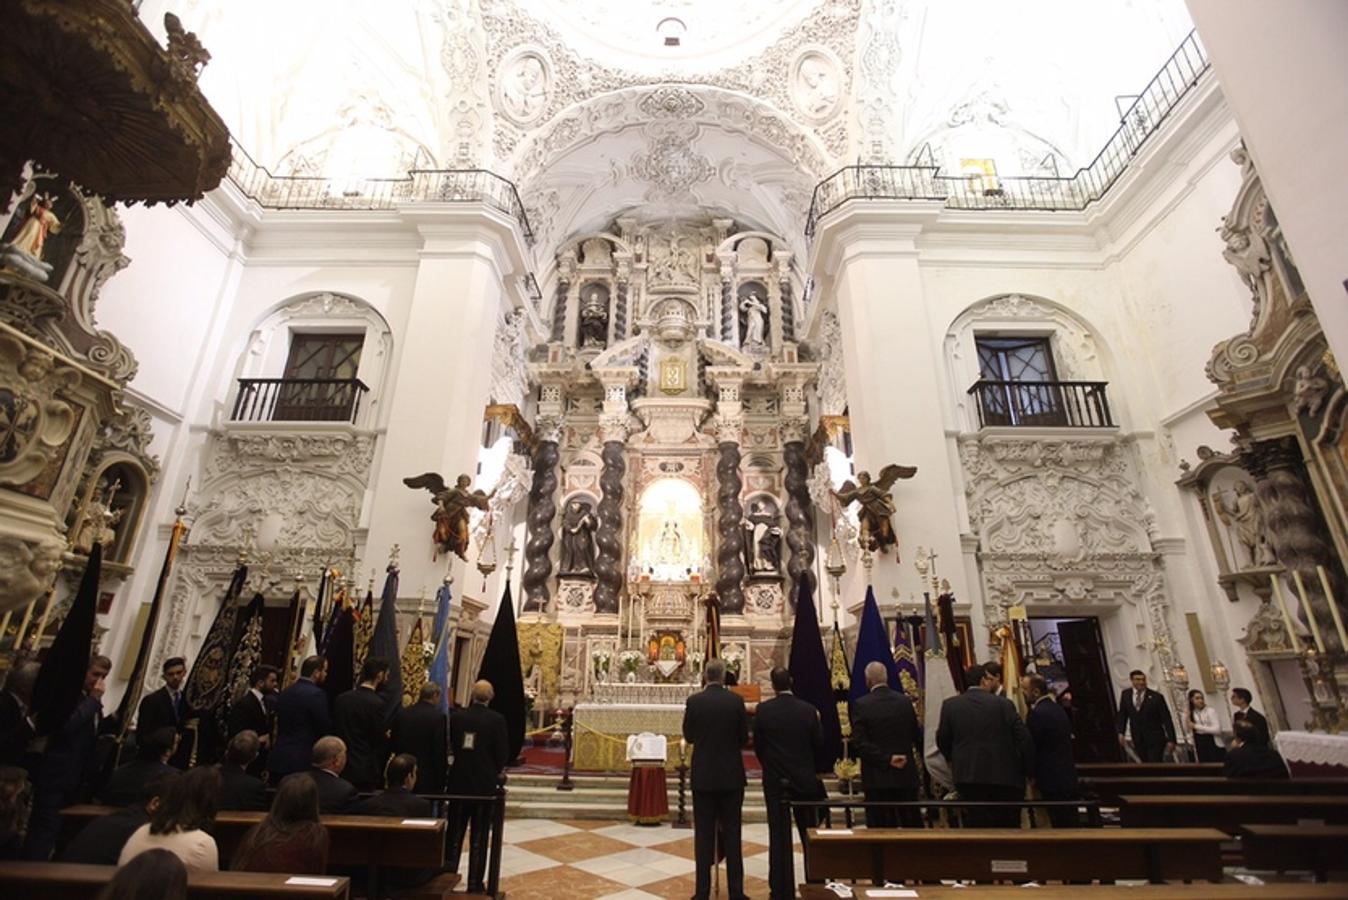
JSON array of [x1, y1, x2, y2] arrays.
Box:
[[765, 783, 822, 900], [862, 785, 920, 829], [447, 799, 492, 890], [1134, 733, 1167, 762], [693, 788, 745, 900], [1039, 787, 1079, 828], [1194, 734, 1226, 763], [21, 784, 68, 860], [957, 783, 1023, 828]]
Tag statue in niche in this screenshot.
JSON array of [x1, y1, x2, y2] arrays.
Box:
[[740, 290, 768, 348], [742, 500, 783, 575], [580, 289, 608, 348], [403, 472, 495, 561], [1, 193, 62, 282], [1292, 365, 1330, 419], [796, 54, 839, 117], [656, 519, 685, 565], [834, 464, 917, 554], [1212, 479, 1275, 569], [73, 478, 124, 556], [502, 54, 547, 121], [559, 499, 598, 576]]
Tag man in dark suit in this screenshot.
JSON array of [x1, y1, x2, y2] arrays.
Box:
[[753, 667, 827, 900], [136, 657, 197, 769], [1230, 687, 1270, 746], [227, 665, 278, 775], [307, 735, 359, 813], [1022, 674, 1078, 827], [270, 655, 332, 783], [1115, 670, 1176, 763], [392, 682, 448, 794], [97, 726, 177, 806], [851, 660, 922, 830], [24, 654, 111, 860], [448, 680, 509, 894], [936, 662, 1033, 828], [334, 657, 391, 791], [683, 658, 750, 900], [351, 753, 433, 817], [0, 662, 38, 768], [217, 730, 268, 811], [1223, 718, 1289, 779], [59, 769, 179, 865]]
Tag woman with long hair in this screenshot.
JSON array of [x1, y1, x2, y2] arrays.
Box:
[[97, 848, 188, 900], [231, 772, 329, 874], [1187, 689, 1226, 762], [118, 765, 220, 871]]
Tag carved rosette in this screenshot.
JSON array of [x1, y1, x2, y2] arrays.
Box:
[[521, 439, 561, 613], [715, 441, 746, 615], [782, 439, 816, 604], [592, 440, 626, 614]]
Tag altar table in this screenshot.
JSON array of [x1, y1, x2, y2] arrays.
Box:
[[1274, 730, 1348, 776], [572, 703, 685, 772]]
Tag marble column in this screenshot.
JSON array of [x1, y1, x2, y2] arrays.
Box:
[[715, 438, 746, 615], [521, 412, 562, 614], [550, 279, 569, 342], [592, 370, 635, 615], [782, 425, 816, 604]]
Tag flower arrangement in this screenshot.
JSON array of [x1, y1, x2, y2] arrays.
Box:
[[723, 647, 744, 678], [591, 647, 612, 682], [617, 649, 643, 674], [688, 649, 705, 675], [421, 640, 435, 667]]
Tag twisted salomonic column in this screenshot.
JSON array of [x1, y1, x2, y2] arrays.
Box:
[[593, 435, 626, 614], [550, 279, 569, 342], [614, 281, 629, 342], [715, 439, 746, 614], [520, 431, 561, 613], [783, 432, 816, 604]]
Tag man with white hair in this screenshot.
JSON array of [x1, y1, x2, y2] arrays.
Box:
[[852, 660, 922, 829], [682, 658, 749, 900], [448, 679, 508, 894], [307, 735, 358, 813]]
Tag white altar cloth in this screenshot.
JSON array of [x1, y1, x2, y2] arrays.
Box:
[[1274, 730, 1348, 771]]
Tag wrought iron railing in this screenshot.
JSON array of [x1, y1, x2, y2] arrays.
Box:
[[225, 140, 535, 243], [967, 379, 1115, 429], [806, 30, 1209, 236], [231, 377, 369, 424]]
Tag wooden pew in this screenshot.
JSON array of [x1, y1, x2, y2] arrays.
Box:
[[1119, 795, 1348, 831], [799, 885, 1348, 899], [1239, 824, 1348, 882], [1084, 776, 1348, 801], [0, 862, 350, 899], [1078, 762, 1223, 779], [804, 827, 1226, 884]]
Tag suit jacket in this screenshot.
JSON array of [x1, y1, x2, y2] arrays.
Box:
[[753, 692, 827, 799], [350, 786, 432, 817], [850, 686, 921, 791], [1224, 743, 1289, 779], [96, 758, 175, 807], [1026, 696, 1077, 793], [227, 691, 272, 741], [391, 701, 448, 794], [333, 686, 389, 791], [0, 691, 33, 768], [683, 683, 748, 793], [1115, 688, 1176, 747], [936, 687, 1034, 789], [217, 763, 268, 811], [58, 805, 148, 865], [307, 767, 359, 813], [448, 703, 509, 796], [137, 687, 197, 768], [35, 694, 103, 798], [270, 679, 332, 779], [1234, 707, 1270, 746]]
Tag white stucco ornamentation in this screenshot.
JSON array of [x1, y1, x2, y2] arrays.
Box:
[[790, 46, 844, 122], [491, 308, 530, 406], [629, 122, 716, 199], [814, 308, 846, 416], [495, 46, 553, 125]]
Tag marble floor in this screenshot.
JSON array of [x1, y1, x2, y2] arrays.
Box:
[[456, 817, 802, 899]]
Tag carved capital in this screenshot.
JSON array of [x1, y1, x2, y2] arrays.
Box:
[[779, 415, 810, 445]]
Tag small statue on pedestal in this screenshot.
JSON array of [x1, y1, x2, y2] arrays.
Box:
[[1, 193, 62, 282], [559, 500, 597, 576], [742, 500, 782, 576], [580, 290, 608, 348], [1211, 479, 1275, 568], [73, 478, 124, 556], [833, 464, 917, 555], [403, 472, 495, 561]]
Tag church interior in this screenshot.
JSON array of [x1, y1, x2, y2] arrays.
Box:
[[2, 0, 1348, 897]]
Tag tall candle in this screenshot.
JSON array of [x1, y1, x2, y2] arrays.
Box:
[[31, 589, 57, 649], [1317, 564, 1348, 653], [1292, 569, 1327, 654], [1271, 574, 1303, 653]]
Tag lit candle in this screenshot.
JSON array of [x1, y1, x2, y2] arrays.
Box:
[[31, 589, 58, 649], [1292, 569, 1327, 654], [1317, 564, 1348, 653], [1271, 574, 1303, 653]]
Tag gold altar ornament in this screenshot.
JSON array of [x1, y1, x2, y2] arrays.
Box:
[[658, 357, 687, 395]]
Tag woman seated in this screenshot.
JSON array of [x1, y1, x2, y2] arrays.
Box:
[[98, 848, 188, 900], [118, 765, 220, 871], [231, 772, 329, 874]]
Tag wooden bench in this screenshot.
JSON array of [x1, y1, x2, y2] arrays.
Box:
[[1238, 824, 1348, 882], [799, 884, 1348, 899], [1118, 795, 1348, 832], [1084, 776, 1348, 801], [803, 827, 1226, 884], [1078, 763, 1223, 779], [0, 862, 350, 899]]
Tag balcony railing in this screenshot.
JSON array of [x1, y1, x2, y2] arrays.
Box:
[[231, 378, 369, 424], [225, 140, 535, 244], [805, 30, 1209, 237], [967, 380, 1115, 429]]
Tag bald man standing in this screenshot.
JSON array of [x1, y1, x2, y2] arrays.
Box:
[[447, 680, 508, 894], [851, 660, 922, 829]]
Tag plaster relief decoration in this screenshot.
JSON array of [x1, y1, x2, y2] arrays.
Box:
[[790, 47, 843, 122], [814, 308, 846, 416], [495, 46, 553, 125], [630, 121, 716, 200], [490, 308, 530, 406], [436, 0, 492, 166]]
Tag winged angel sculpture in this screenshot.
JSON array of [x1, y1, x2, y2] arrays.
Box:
[[833, 464, 917, 555], [403, 473, 494, 561]]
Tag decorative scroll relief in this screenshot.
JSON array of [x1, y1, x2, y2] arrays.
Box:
[[494, 45, 553, 126], [490, 309, 529, 406], [790, 46, 844, 123]]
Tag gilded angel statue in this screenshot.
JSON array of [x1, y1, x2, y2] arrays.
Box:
[[403, 472, 494, 561], [833, 463, 917, 554]]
